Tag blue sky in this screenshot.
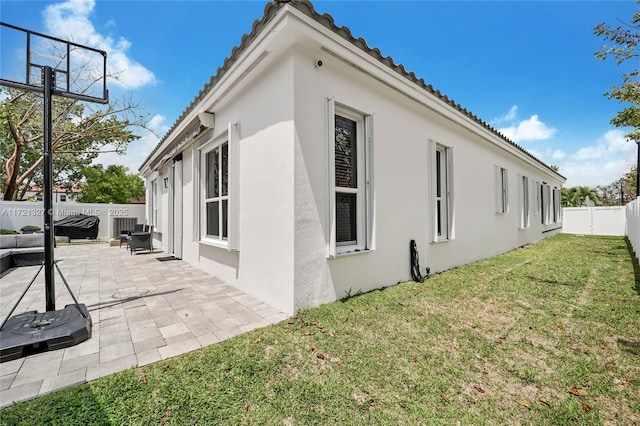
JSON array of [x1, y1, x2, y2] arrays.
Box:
[[1, 0, 638, 188]]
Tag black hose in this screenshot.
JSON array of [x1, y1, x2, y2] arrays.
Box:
[[410, 239, 425, 283]]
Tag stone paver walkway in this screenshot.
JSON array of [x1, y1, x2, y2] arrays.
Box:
[[0, 243, 287, 407]]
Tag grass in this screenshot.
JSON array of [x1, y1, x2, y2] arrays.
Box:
[[1, 234, 639, 425]]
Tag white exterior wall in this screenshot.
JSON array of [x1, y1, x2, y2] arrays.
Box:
[[142, 4, 564, 315], [153, 52, 298, 315], [291, 45, 563, 308]]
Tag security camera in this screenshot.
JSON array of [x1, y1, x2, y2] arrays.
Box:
[[315, 59, 323, 68]]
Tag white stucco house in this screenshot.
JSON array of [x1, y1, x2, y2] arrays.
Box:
[[139, 0, 565, 316]]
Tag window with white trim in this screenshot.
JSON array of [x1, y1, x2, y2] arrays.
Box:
[[541, 183, 552, 225], [430, 142, 454, 241], [196, 123, 239, 249], [520, 175, 529, 229], [496, 166, 508, 214], [328, 100, 373, 256], [552, 187, 562, 223], [533, 180, 541, 214], [204, 141, 228, 242], [334, 111, 363, 249]]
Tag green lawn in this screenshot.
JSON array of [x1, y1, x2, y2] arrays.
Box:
[[1, 234, 639, 425]]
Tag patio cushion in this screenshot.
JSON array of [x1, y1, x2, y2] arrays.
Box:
[[0, 235, 18, 249], [16, 233, 44, 248]]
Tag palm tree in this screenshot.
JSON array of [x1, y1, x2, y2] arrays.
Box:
[[572, 186, 599, 206], [562, 186, 599, 207]]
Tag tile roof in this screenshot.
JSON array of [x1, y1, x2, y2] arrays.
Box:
[[140, 0, 564, 180]]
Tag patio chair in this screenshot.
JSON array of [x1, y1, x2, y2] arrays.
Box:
[[119, 231, 130, 248], [129, 231, 152, 255], [120, 224, 144, 248]]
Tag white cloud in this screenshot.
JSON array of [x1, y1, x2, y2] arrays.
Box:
[[526, 147, 566, 163], [573, 130, 633, 161], [492, 105, 519, 124], [493, 106, 631, 187], [94, 114, 168, 172], [551, 150, 566, 160], [498, 114, 557, 142], [148, 114, 168, 132], [547, 129, 637, 187], [43, 0, 156, 90]]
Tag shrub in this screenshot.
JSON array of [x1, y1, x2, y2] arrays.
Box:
[[0, 228, 19, 235], [20, 225, 41, 233]]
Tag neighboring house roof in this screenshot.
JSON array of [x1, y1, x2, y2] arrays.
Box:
[[140, 0, 565, 181], [27, 183, 82, 194]]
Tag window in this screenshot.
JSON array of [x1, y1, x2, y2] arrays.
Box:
[[335, 114, 359, 246], [429, 140, 454, 242], [520, 175, 529, 228], [60, 194, 67, 202], [204, 142, 228, 241], [327, 100, 373, 256], [36, 194, 43, 202], [496, 166, 508, 214], [541, 183, 552, 225], [197, 122, 239, 249], [552, 187, 562, 223], [533, 180, 541, 214]]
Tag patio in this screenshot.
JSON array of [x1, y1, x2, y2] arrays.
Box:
[[0, 242, 288, 408]]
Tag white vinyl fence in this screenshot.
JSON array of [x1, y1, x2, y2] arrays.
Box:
[[0, 200, 146, 241], [627, 199, 640, 262], [562, 206, 627, 236], [563, 204, 639, 262]]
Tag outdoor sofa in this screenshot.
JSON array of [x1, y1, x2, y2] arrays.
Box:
[[0, 233, 45, 274]]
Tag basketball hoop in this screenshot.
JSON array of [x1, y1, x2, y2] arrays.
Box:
[[0, 22, 108, 362], [0, 22, 108, 103]]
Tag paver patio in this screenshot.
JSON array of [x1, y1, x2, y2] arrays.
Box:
[[0, 242, 288, 407]]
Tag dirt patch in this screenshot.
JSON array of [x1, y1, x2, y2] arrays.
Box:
[[596, 394, 640, 425]]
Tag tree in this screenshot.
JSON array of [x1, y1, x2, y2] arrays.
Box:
[[595, 167, 637, 205], [597, 183, 620, 206], [619, 166, 637, 202], [595, 7, 640, 139], [0, 86, 147, 200], [561, 186, 600, 207], [595, 6, 640, 195], [76, 164, 145, 204]]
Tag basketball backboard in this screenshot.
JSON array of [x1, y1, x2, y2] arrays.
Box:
[[1, 22, 108, 103]]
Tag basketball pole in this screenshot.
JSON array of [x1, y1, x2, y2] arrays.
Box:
[[43, 65, 55, 312], [0, 22, 107, 362]]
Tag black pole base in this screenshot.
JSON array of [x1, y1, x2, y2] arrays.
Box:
[[0, 304, 92, 363]]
